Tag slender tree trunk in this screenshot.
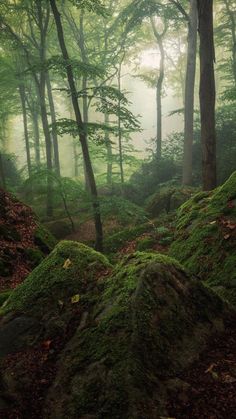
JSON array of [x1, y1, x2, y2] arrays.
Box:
[[50, 0, 103, 251], [151, 17, 166, 160], [0, 153, 6, 189], [38, 76, 54, 216], [118, 63, 124, 184], [105, 112, 112, 185], [198, 0, 217, 190], [156, 39, 164, 159], [46, 71, 61, 176], [72, 139, 79, 177], [19, 84, 31, 177], [182, 0, 198, 185], [31, 109, 41, 166]]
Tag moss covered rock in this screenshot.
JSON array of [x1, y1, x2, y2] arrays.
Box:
[[146, 186, 196, 217], [43, 252, 228, 419], [0, 248, 232, 418], [170, 172, 236, 305]]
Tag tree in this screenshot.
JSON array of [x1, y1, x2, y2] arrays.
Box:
[[198, 0, 217, 190], [182, 0, 198, 185], [49, 0, 103, 251]]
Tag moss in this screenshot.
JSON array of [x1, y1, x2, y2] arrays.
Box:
[[44, 251, 228, 418], [0, 289, 12, 307], [104, 222, 155, 254], [2, 241, 111, 316], [34, 223, 57, 254], [170, 171, 236, 305], [136, 237, 156, 251], [24, 248, 44, 267]]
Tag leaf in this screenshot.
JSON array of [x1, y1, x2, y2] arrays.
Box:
[[58, 300, 64, 309], [63, 258, 72, 269], [221, 373, 236, 384], [224, 234, 230, 240], [71, 294, 80, 304], [205, 363, 216, 373], [42, 340, 52, 350], [210, 220, 216, 225]]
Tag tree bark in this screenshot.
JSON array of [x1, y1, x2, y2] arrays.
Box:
[[105, 111, 113, 185], [198, 0, 217, 190], [19, 84, 32, 177], [31, 109, 41, 166], [46, 71, 61, 176], [182, 0, 198, 185], [0, 153, 6, 189], [50, 0, 103, 251], [151, 17, 166, 160], [118, 63, 124, 184]]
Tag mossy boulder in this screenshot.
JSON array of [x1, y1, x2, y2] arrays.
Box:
[[146, 186, 196, 217], [170, 172, 236, 305], [43, 252, 229, 419], [0, 248, 232, 418]]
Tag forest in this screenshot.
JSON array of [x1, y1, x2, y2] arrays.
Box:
[[0, 0, 236, 418]]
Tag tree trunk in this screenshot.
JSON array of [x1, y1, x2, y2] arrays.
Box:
[[19, 84, 31, 177], [151, 17, 166, 160], [46, 71, 61, 176], [182, 0, 198, 185], [105, 112, 113, 185], [0, 153, 6, 189], [118, 63, 124, 184], [31, 109, 41, 166], [50, 0, 103, 251], [39, 76, 54, 216], [198, 0, 217, 190]]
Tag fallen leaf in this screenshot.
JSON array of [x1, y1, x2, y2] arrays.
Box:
[[210, 220, 216, 225], [205, 363, 216, 374], [42, 340, 52, 350], [58, 300, 64, 308], [224, 234, 230, 240], [63, 258, 72, 269], [221, 373, 236, 384], [71, 294, 80, 304]]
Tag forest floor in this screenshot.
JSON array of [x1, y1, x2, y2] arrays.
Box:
[[167, 316, 236, 419]]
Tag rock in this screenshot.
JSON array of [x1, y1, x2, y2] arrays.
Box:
[[170, 171, 236, 305], [0, 249, 231, 418], [146, 186, 196, 217]]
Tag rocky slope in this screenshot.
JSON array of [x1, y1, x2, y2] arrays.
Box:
[[0, 242, 232, 418], [170, 172, 236, 305]]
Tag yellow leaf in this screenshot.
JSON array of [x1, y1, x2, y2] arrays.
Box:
[[63, 258, 72, 269], [71, 294, 80, 304]]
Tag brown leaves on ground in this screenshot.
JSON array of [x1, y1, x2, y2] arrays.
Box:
[[167, 316, 236, 419], [0, 189, 38, 291]]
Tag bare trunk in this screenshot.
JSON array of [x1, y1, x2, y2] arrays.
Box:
[[19, 84, 31, 177], [50, 0, 103, 251], [105, 112, 112, 185], [118, 64, 124, 184], [46, 71, 60, 176], [32, 110, 41, 166], [224, 0, 236, 85], [182, 0, 198, 185], [198, 0, 217, 190], [0, 153, 6, 189]]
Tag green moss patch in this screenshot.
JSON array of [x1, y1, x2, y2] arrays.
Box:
[[170, 172, 236, 305], [2, 241, 110, 317], [44, 251, 228, 419]]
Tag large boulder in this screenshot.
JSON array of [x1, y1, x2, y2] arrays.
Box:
[[0, 189, 56, 291], [0, 247, 230, 418], [170, 172, 236, 305], [146, 186, 196, 217]]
